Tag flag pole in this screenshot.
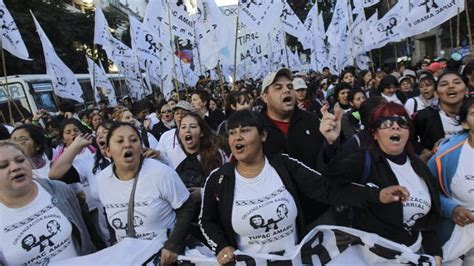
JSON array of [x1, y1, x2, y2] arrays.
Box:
[[465, 0, 473, 54], [232, 2, 240, 90], [0, 39, 25, 123], [166, 2, 181, 95], [193, 24, 204, 76], [456, 6, 461, 48], [92, 45, 98, 104], [313, 4, 320, 72], [385, 0, 398, 70]]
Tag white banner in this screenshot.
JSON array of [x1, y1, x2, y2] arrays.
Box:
[[52, 226, 436, 265], [238, 0, 283, 34], [399, 0, 464, 39], [32, 12, 83, 103], [0, 0, 30, 60]]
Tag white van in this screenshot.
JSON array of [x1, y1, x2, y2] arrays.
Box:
[[0, 73, 127, 123]]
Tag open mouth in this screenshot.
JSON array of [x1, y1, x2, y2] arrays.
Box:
[[389, 134, 401, 142], [235, 143, 244, 152], [124, 151, 133, 159], [447, 91, 457, 97], [98, 141, 106, 148], [282, 96, 292, 103], [184, 135, 193, 144]]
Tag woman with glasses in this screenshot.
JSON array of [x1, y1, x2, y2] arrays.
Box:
[[151, 104, 176, 142], [10, 125, 51, 179], [323, 102, 442, 265]]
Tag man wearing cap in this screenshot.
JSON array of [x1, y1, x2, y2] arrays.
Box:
[[156, 100, 192, 169], [260, 68, 328, 225]]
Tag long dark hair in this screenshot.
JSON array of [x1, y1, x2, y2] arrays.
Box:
[[12, 124, 50, 158], [177, 112, 225, 176], [58, 118, 91, 144]]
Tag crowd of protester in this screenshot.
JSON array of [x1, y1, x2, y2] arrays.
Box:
[[0, 56, 474, 265]]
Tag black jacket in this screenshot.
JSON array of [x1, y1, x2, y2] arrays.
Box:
[[261, 107, 328, 222], [150, 121, 173, 142], [324, 147, 442, 256], [413, 106, 444, 152], [199, 153, 382, 255]]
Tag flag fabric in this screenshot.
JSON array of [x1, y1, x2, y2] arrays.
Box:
[[168, 0, 195, 40], [0, 0, 30, 60], [93, 8, 112, 49], [365, 1, 409, 50], [31, 12, 83, 103], [399, 0, 464, 39], [364, 10, 379, 51], [280, 0, 309, 50], [362, 0, 380, 8], [239, 0, 283, 34], [86, 57, 117, 106], [194, 0, 230, 69]]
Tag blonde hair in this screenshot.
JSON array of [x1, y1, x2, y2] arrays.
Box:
[[112, 108, 130, 121]]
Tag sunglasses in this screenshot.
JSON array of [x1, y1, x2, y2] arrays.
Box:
[[161, 110, 173, 114], [376, 116, 410, 129]]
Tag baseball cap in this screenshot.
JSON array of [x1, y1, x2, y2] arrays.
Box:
[[261, 68, 293, 93], [402, 69, 416, 77], [428, 62, 443, 73], [173, 100, 193, 112], [292, 78, 307, 90]]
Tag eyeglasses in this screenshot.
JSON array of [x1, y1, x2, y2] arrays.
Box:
[[161, 110, 172, 114], [12, 137, 32, 143], [376, 116, 410, 129]]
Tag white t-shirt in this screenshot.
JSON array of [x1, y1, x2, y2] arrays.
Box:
[[33, 154, 51, 179], [450, 141, 474, 208], [388, 159, 431, 229], [439, 110, 464, 138], [157, 128, 186, 169], [231, 157, 298, 254], [70, 150, 101, 211], [0, 182, 79, 265], [97, 158, 189, 242], [404, 97, 437, 117]]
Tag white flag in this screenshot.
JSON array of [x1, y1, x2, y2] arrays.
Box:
[[326, 0, 349, 47], [93, 8, 111, 48], [280, 1, 309, 49], [168, 1, 195, 40], [32, 13, 83, 103], [194, 0, 230, 69], [366, 1, 409, 50], [399, 0, 464, 38], [0, 0, 30, 60], [86, 57, 117, 106], [239, 0, 283, 34], [364, 11, 379, 51], [363, 0, 380, 8]]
